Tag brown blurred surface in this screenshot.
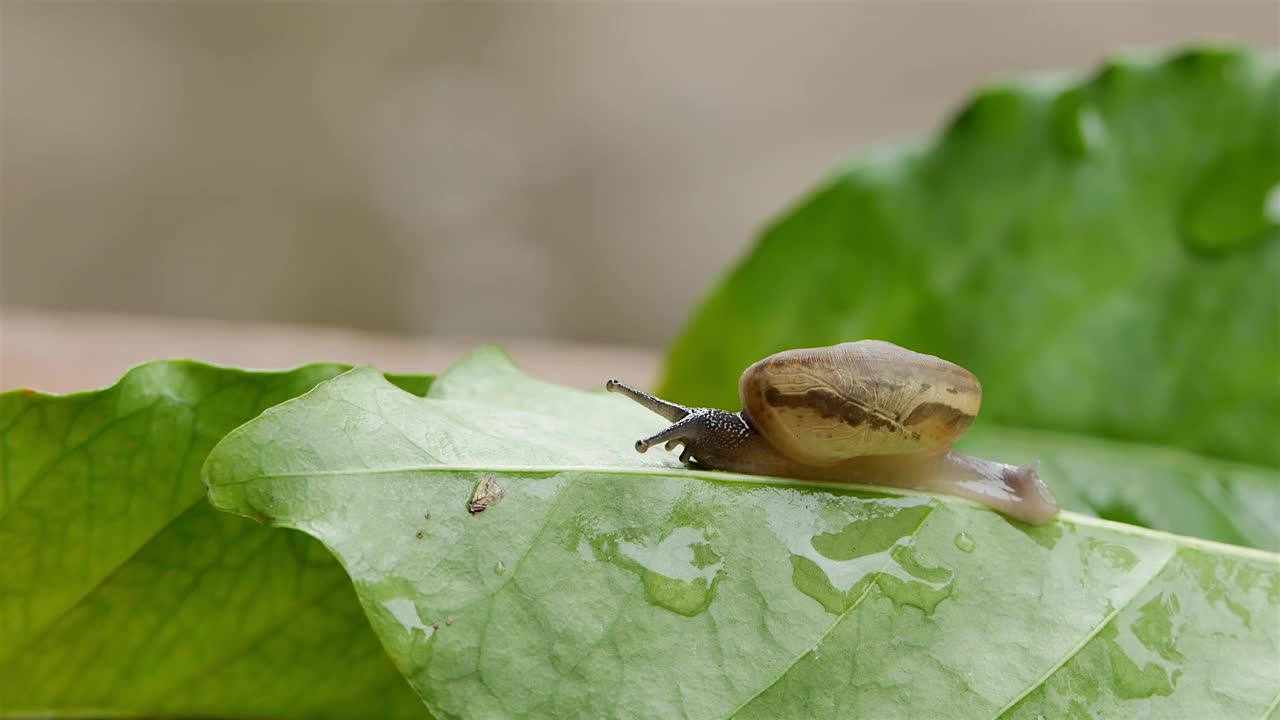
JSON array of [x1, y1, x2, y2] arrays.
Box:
[[0, 307, 660, 394], [4, 2, 1277, 347]]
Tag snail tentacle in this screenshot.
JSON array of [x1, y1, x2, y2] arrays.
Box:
[[634, 413, 702, 453], [605, 379, 691, 422]]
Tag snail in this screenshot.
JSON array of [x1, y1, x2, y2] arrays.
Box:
[[607, 340, 1058, 524]]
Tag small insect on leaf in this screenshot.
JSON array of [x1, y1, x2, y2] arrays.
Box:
[[415, 530, 424, 539], [468, 473, 506, 514]]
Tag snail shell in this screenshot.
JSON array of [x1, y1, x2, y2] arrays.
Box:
[[606, 339, 1058, 524], [740, 340, 981, 465]]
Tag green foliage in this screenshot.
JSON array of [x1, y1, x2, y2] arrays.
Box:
[[205, 349, 1279, 720], [657, 47, 1280, 552], [0, 362, 432, 718], [661, 48, 1280, 473], [6, 45, 1279, 720]]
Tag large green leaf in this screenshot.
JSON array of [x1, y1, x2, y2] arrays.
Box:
[[0, 362, 432, 718], [661, 47, 1280, 477], [205, 348, 1280, 720]]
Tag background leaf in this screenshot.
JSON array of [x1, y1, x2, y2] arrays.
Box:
[[659, 49, 1280, 518], [960, 426, 1280, 552], [205, 349, 1280, 720], [0, 362, 432, 718]]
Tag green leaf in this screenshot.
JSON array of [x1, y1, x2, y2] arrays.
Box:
[[205, 348, 1280, 720], [660, 49, 1280, 479], [958, 427, 1280, 552], [0, 361, 432, 718]]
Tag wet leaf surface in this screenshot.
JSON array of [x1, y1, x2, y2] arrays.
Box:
[[205, 348, 1280, 720]]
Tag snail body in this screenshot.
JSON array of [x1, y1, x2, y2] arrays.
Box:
[[607, 340, 1059, 524]]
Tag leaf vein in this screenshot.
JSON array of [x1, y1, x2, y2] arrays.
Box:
[[474, 474, 578, 704], [0, 492, 203, 667], [1260, 684, 1280, 720], [992, 544, 1178, 718], [721, 501, 939, 719], [0, 400, 161, 526]]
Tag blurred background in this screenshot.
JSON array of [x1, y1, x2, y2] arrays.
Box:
[[2, 0, 1278, 354]]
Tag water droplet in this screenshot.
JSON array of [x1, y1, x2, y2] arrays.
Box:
[[954, 532, 975, 553], [876, 544, 955, 615], [381, 598, 435, 638], [581, 526, 725, 617], [1018, 520, 1065, 550], [1098, 601, 1184, 700], [1188, 549, 1265, 630], [1179, 155, 1280, 258], [808, 503, 931, 562], [770, 498, 953, 615], [1083, 538, 1139, 571], [494, 560, 507, 576], [1132, 593, 1185, 664]]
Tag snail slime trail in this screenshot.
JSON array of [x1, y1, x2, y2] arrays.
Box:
[[607, 340, 1059, 525]]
